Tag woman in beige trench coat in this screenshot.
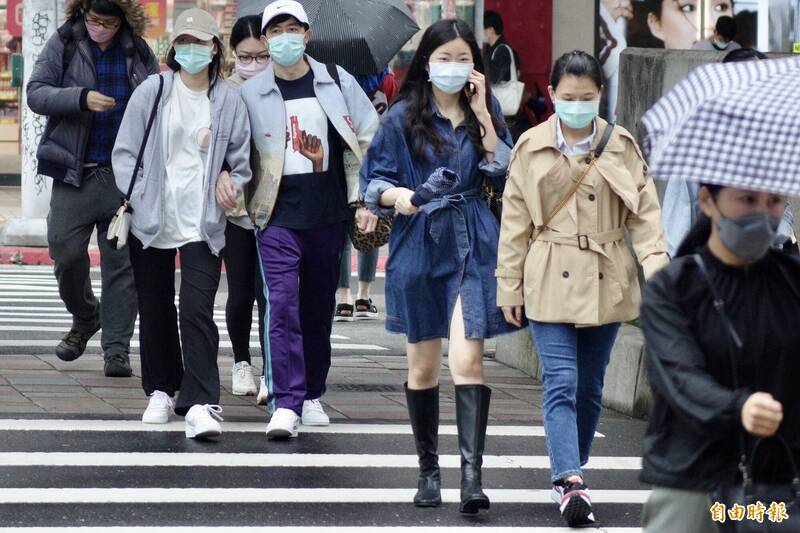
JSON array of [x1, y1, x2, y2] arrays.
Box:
[[495, 51, 669, 528]]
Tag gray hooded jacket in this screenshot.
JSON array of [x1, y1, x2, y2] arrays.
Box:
[[26, 0, 159, 187]]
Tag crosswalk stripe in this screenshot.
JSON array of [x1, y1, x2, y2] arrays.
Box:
[[0, 453, 641, 469], [0, 419, 595, 437], [0, 340, 386, 351], [0, 487, 650, 504], [0, 528, 644, 532]]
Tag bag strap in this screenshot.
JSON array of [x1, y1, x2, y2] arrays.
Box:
[[326, 63, 341, 90], [532, 122, 615, 241], [125, 74, 164, 202], [491, 44, 518, 83]]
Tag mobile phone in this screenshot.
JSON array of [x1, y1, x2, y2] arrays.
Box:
[[465, 82, 476, 97]]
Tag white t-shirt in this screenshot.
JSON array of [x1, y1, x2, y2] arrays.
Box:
[[151, 75, 212, 249]]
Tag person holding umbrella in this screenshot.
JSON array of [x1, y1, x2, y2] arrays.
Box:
[[238, 0, 380, 439], [361, 18, 515, 514], [639, 55, 800, 533]]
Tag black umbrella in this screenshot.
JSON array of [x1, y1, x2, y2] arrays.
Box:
[[296, 0, 419, 76]]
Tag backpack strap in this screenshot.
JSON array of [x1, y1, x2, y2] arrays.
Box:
[[326, 63, 341, 90], [57, 22, 78, 83]]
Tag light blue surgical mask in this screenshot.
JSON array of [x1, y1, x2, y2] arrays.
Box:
[[174, 43, 213, 75], [428, 61, 473, 94], [268, 33, 306, 67], [554, 99, 600, 129]]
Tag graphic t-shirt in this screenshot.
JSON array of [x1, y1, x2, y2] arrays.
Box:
[[270, 69, 348, 230]]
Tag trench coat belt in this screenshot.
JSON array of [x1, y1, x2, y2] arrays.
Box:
[[536, 227, 628, 291], [421, 190, 482, 261]]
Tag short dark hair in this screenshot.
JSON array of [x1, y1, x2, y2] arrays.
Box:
[[230, 15, 262, 50], [550, 50, 603, 90], [483, 10, 503, 35], [722, 47, 767, 63], [715, 16, 737, 41], [262, 14, 309, 35], [88, 0, 124, 19], [166, 37, 225, 96]]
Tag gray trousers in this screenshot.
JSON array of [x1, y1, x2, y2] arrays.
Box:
[[643, 487, 721, 533], [47, 167, 137, 357]]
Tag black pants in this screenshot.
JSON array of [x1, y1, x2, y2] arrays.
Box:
[[223, 222, 266, 364], [129, 236, 221, 416]]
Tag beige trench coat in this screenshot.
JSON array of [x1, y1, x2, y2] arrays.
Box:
[[496, 115, 669, 326]]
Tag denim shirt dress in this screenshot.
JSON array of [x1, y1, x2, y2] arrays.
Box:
[[361, 98, 518, 343]]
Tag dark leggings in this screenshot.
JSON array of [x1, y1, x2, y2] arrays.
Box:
[[223, 222, 266, 364]]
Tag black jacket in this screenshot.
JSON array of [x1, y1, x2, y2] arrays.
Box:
[[639, 246, 800, 491], [485, 36, 519, 85], [27, 16, 158, 187]]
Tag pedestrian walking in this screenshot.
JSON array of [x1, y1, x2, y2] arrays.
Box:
[[112, 8, 252, 439], [335, 67, 397, 323], [219, 14, 269, 399], [361, 18, 515, 514], [692, 15, 741, 51], [496, 51, 669, 527], [239, 0, 380, 439], [27, 0, 159, 377]]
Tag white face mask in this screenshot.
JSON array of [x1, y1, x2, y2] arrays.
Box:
[[428, 61, 473, 94]]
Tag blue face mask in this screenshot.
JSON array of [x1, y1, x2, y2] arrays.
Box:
[[554, 99, 600, 129], [268, 33, 306, 67], [428, 61, 473, 94], [174, 43, 213, 75]]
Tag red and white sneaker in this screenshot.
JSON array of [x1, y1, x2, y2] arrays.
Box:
[[551, 478, 596, 527]]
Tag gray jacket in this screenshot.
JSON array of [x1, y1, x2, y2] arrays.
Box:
[[112, 71, 252, 256], [27, 16, 158, 187]]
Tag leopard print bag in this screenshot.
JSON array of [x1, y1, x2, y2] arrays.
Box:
[[348, 201, 393, 252]]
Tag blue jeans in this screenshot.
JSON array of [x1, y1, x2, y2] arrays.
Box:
[[529, 321, 620, 482], [337, 234, 379, 289]]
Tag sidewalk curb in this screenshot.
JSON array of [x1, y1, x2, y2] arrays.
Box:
[[0, 245, 388, 272]]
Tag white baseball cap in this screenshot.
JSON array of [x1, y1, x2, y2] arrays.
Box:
[[261, 0, 310, 32]]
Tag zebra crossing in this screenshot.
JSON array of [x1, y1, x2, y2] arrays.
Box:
[[0, 418, 647, 530], [0, 266, 389, 354]]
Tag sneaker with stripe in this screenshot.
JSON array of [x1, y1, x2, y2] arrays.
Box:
[[551, 478, 596, 527]]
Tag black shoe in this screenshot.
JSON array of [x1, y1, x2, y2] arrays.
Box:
[[354, 298, 379, 319], [104, 353, 132, 378], [55, 322, 101, 361], [455, 384, 492, 514], [405, 383, 442, 507]]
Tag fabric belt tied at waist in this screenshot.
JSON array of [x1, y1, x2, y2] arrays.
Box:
[[536, 227, 625, 258], [422, 189, 482, 261]]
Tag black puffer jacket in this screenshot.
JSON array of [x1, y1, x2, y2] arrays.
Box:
[[640, 246, 800, 491], [27, 0, 158, 187]]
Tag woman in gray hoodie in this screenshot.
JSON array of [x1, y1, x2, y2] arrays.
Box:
[[112, 8, 251, 440]]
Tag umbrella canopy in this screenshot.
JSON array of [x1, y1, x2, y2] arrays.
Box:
[[296, 0, 419, 76], [641, 56, 800, 196]]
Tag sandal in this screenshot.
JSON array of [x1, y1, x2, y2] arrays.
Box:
[[355, 298, 379, 319], [335, 303, 354, 322]]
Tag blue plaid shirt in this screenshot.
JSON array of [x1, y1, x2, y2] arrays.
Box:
[[85, 40, 130, 165]]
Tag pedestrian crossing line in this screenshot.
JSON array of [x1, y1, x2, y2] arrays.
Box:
[[0, 487, 651, 504], [0, 453, 641, 470], [0, 340, 386, 351], [0, 419, 596, 437], [0, 525, 642, 533]]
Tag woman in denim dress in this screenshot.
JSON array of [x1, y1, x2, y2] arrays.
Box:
[[361, 18, 516, 515]]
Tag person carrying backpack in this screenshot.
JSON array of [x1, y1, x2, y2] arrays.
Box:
[[27, 0, 159, 377], [237, 0, 379, 439]]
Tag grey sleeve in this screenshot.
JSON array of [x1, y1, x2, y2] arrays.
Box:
[[26, 34, 88, 117], [225, 94, 253, 193], [112, 78, 156, 197]]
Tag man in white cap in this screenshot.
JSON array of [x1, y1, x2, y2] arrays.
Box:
[[238, 0, 380, 439]]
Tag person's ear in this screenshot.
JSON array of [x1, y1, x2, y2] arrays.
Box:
[[698, 187, 719, 219], [547, 85, 556, 104], [647, 12, 665, 42], [304, 29, 311, 46]]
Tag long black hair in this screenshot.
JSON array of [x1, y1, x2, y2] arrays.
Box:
[[166, 37, 225, 96], [230, 15, 262, 51], [675, 183, 723, 257], [395, 18, 505, 163]]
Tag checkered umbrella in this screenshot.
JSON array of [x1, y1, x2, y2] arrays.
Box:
[[641, 55, 800, 196]]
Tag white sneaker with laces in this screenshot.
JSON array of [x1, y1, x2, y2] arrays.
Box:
[[256, 376, 268, 405], [142, 390, 174, 424], [232, 361, 258, 396], [266, 407, 300, 439], [185, 404, 223, 439], [301, 398, 330, 426]]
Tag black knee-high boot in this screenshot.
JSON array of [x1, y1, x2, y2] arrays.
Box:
[[405, 382, 441, 507], [455, 384, 491, 514]]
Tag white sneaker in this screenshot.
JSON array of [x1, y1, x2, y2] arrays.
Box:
[[142, 390, 174, 424], [232, 361, 258, 396], [301, 398, 330, 426], [256, 376, 268, 405], [266, 407, 299, 439], [185, 404, 223, 439]]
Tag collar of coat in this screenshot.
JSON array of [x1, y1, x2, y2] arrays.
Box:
[[255, 55, 339, 96], [65, 0, 148, 37], [521, 114, 637, 155]]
